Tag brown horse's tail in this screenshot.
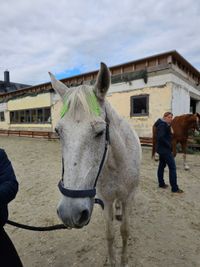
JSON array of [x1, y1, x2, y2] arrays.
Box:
[[152, 125, 157, 158]]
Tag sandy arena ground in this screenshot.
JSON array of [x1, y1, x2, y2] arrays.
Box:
[[1, 136, 200, 267]]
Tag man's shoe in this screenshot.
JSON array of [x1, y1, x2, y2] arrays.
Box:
[[159, 184, 169, 189], [172, 189, 184, 193]]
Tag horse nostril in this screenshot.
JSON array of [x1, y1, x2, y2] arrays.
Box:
[[78, 209, 89, 225], [57, 209, 60, 216]]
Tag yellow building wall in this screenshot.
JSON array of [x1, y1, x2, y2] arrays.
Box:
[[7, 93, 52, 130], [1, 84, 172, 136], [51, 84, 172, 137], [0, 103, 8, 129], [8, 93, 51, 110], [0, 111, 9, 129], [107, 83, 172, 137]]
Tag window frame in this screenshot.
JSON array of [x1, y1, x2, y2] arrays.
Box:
[[130, 94, 149, 117], [10, 107, 51, 124], [0, 111, 5, 122]]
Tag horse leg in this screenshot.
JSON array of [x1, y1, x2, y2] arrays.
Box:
[[105, 202, 116, 266], [172, 139, 177, 157], [181, 142, 190, 170], [120, 201, 130, 267], [183, 153, 190, 170], [115, 199, 122, 221]]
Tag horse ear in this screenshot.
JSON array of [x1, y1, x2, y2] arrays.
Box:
[[94, 62, 111, 101], [49, 72, 69, 99]]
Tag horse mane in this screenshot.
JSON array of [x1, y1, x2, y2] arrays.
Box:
[[174, 113, 194, 119], [172, 113, 198, 126]]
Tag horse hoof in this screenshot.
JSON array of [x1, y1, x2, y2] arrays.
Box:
[[184, 165, 190, 171], [154, 153, 159, 161]]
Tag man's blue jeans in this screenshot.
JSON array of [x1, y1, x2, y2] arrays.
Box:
[[157, 152, 179, 192]]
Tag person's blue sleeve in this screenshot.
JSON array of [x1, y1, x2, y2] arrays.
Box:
[[0, 149, 18, 204]]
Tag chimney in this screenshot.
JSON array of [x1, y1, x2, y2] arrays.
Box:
[[4, 70, 10, 85]]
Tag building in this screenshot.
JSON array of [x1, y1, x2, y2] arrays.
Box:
[[0, 70, 30, 94], [0, 50, 200, 138]]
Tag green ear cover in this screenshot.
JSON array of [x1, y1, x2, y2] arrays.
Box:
[[60, 92, 100, 118], [87, 91, 101, 116], [60, 97, 69, 118]]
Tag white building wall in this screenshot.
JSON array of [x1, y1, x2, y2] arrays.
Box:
[[171, 84, 190, 115], [170, 73, 200, 115], [0, 103, 7, 111], [108, 73, 174, 94]]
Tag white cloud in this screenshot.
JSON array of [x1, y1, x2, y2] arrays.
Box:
[[0, 0, 199, 85]]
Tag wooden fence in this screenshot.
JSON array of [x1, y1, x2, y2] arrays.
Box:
[[0, 129, 58, 139], [0, 130, 200, 149]]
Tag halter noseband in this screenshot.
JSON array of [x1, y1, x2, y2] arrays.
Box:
[[58, 116, 110, 210]]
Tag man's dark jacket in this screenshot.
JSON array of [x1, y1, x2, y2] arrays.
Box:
[[0, 149, 18, 227], [154, 118, 172, 154]]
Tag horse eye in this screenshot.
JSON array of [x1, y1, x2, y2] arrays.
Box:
[[95, 130, 104, 137]]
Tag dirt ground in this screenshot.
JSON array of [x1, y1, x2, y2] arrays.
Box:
[[1, 136, 200, 267]]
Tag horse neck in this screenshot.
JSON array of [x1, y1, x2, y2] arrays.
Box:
[[173, 115, 195, 137], [184, 115, 196, 131], [105, 101, 122, 129], [104, 101, 135, 164]]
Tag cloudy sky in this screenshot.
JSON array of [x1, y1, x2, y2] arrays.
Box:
[[0, 0, 199, 86]]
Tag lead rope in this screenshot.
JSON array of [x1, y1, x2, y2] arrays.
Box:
[[6, 154, 68, 231], [6, 220, 68, 231]]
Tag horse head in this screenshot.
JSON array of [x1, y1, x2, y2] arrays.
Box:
[[49, 63, 110, 228]]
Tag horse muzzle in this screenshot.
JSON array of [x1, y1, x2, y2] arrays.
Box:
[[57, 197, 93, 228]]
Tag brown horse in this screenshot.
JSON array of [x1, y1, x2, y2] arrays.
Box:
[[152, 113, 200, 170]]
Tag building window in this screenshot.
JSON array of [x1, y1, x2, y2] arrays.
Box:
[[130, 95, 149, 116], [10, 107, 51, 124], [190, 98, 197, 114], [0, 111, 5, 121]]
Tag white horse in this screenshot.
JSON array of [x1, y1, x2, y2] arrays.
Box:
[[49, 63, 141, 267]]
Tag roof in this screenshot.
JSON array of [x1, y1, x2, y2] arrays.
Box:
[[0, 50, 199, 101], [0, 82, 30, 93]]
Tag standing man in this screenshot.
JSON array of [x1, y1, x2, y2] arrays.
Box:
[[0, 148, 23, 267], [154, 112, 183, 193]]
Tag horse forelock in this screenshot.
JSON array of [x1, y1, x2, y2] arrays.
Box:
[[62, 85, 100, 120]]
